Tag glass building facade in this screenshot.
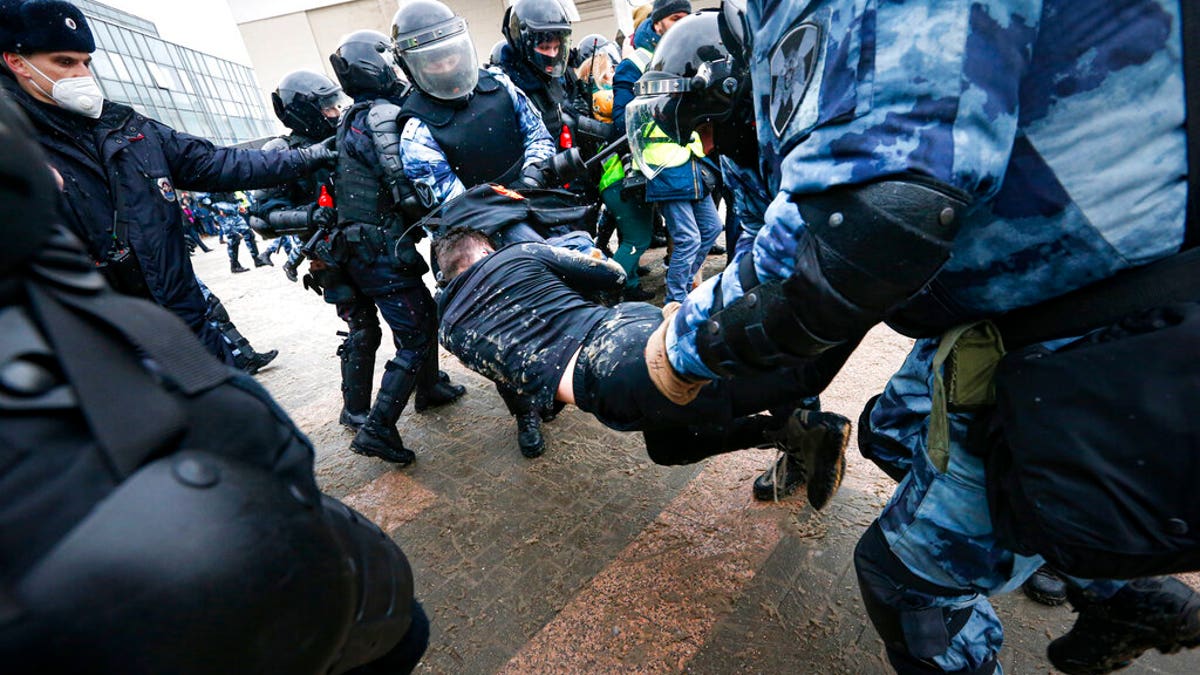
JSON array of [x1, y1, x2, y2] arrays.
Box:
[[75, 0, 275, 145]]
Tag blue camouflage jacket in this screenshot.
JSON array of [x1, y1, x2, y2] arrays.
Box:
[[399, 68, 555, 208], [668, 0, 1187, 379]]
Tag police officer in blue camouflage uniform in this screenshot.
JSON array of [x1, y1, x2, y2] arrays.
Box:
[[329, 29, 465, 465], [628, 1, 1200, 672], [392, 0, 561, 458], [214, 200, 263, 273]]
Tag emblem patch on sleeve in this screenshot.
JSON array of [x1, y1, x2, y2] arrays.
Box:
[[156, 177, 176, 202], [769, 22, 822, 139]]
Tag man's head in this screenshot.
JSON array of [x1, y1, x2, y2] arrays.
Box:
[[650, 0, 691, 36], [627, 10, 757, 172], [503, 0, 572, 80], [272, 70, 344, 139], [0, 1, 103, 116], [392, 0, 479, 102], [434, 227, 494, 282]]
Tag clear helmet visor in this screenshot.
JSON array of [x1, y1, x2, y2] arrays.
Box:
[[626, 91, 692, 180], [406, 32, 479, 100]]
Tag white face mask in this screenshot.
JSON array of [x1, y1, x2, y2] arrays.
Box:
[[21, 57, 105, 119]]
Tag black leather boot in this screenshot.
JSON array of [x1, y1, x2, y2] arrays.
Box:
[[414, 371, 465, 412], [1048, 576, 1200, 674], [1022, 565, 1068, 606], [255, 250, 274, 267], [337, 338, 375, 429], [351, 360, 418, 465], [242, 348, 279, 375], [760, 409, 850, 509], [516, 412, 544, 458]]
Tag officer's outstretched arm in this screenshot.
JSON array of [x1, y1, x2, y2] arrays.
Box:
[[667, 175, 970, 382]]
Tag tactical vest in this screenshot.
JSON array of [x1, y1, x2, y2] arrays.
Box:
[[401, 70, 526, 188], [335, 101, 392, 226]]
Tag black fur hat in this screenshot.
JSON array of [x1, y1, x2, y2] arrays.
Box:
[[0, 0, 96, 54]]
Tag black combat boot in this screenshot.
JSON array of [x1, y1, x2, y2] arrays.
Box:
[[230, 259, 248, 274], [414, 371, 466, 412], [759, 409, 850, 509], [1023, 565, 1068, 606], [1048, 576, 1200, 674], [255, 250, 274, 267], [242, 348, 279, 375], [516, 412, 544, 458], [337, 340, 375, 429], [351, 362, 418, 465]]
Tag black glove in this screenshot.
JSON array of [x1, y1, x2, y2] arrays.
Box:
[[302, 272, 324, 296], [309, 204, 336, 228], [297, 139, 337, 168], [516, 163, 545, 190]]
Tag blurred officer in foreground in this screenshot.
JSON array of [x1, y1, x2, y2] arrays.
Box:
[[0, 86, 427, 674], [629, 2, 1200, 673], [0, 0, 336, 361], [328, 29, 465, 465]]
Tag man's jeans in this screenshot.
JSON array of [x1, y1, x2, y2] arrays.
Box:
[[659, 197, 722, 302]]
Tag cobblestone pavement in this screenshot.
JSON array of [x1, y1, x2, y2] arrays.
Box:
[[195, 238, 1200, 674]]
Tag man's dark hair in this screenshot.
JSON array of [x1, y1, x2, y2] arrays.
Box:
[[434, 227, 493, 282]]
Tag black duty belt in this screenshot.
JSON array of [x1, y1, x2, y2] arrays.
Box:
[[994, 246, 1200, 350]]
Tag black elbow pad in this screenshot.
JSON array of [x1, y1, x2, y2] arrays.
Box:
[[696, 175, 970, 378]]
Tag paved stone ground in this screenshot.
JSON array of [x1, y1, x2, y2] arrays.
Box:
[[195, 237, 1200, 674]]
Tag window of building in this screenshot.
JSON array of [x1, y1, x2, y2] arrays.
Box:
[[147, 62, 177, 90]]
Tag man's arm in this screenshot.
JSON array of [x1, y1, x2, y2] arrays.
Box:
[[160, 122, 323, 192], [533, 244, 626, 294], [664, 0, 1035, 380], [400, 117, 465, 209], [488, 68, 556, 169]]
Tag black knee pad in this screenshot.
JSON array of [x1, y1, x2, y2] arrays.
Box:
[[854, 522, 995, 674]]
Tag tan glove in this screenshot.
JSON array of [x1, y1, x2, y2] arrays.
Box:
[[645, 302, 710, 405]]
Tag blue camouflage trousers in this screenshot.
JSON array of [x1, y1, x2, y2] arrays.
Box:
[[860, 338, 1125, 672]]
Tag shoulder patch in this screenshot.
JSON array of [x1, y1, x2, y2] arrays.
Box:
[[769, 22, 822, 139]]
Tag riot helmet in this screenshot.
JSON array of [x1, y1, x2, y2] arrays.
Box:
[[330, 30, 405, 99], [626, 11, 752, 177], [392, 0, 479, 102], [503, 0, 573, 80], [272, 70, 345, 139], [0, 89, 58, 273], [488, 40, 507, 67]]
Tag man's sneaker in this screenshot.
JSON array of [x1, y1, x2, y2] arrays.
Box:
[[414, 371, 466, 412], [623, 284, 655, 302], [339, 407, 368, 429], [350, 423, 415, 465], [1023, 565, 1068, 606], [772, 409, 850, 510], [243, 349, 278, 375], [1048, 576, 1200, 675], [516, 412, 544, 458], [753, 451, 807, 501]]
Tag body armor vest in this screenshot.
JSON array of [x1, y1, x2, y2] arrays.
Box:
[[401, 71, 526, 188], [335, 102, 393, 227]]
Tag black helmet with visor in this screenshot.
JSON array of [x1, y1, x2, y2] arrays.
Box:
[[272, 70, 345, 139], [503, 0, 573, 80], [392, 0, 479, 102]]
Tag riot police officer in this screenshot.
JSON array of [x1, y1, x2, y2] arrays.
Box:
[[495, 0, 599, 156], [0, 86, 427, 674], [250, 70, 343, 269], [392, 0, 560, 458], [629, 3, 1200, 673], [328, 29, 465, 465]]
